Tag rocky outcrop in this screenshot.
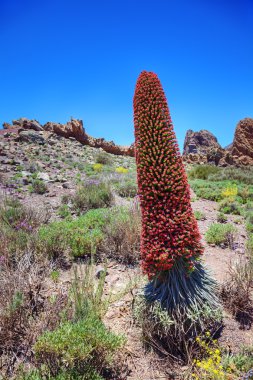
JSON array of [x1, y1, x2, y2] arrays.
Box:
[[2, 118, 134, 157], [43, 119, 89, 144], [183, 129, 222, 155], [231, 118, 253, 165], [183, 129, 225, 165], [4, 118, 43, 131]]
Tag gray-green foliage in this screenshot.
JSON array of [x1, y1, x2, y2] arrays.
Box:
[[205, 223, 237, 247]]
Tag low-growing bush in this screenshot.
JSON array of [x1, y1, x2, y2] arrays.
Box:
[[188, 165, 221, 180], [57, 204, 71, 219], [72, 181, 114, 214], [220, 260, 253, 329], [28, 180, 48, 194], [101, 207, 141, 264], [217, 212, 228, 224], [114, 180, 138, 198], [194, 210, 206, 220], [209, 166, 253, 185], [38, 209, 107, 259], [218, 199, 242, 215], [205, 223, 237, 248], [34, 316, 124, 376], [31, 264, 125, 379], [95, 152, 113, 165]]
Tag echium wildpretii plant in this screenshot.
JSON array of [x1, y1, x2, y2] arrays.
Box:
[[134, 71, 218, 314]]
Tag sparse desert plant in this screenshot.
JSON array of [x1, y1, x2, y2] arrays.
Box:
[[0, 252, 67, 377], [33, 264, 125, 379], [220, 260, 253, 329], [217, 212, 228, 223], [57, 204, 71, 219], [194, 210, 206, 220], [218, 199, 242, 215], [95, 151, 113, 165], [101, 206, 141, 264], [114, 179, 138, 198], [133, 71, 219, 362], [205, 223, 237, 248], [72, 181, 114, 214], [28, 179, 48, 194]]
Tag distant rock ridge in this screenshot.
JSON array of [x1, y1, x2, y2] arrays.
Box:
[[183, 118, 253, 166], [3, 117, 135, 157]]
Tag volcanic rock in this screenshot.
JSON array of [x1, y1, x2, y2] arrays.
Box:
[[18, 130, 45, 145], [231, 118, 253, 165], [183, 129, 222, 155], [12, 118, 43, 131], [43, 118, 89, 144]]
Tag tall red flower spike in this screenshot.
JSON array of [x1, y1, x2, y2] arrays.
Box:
[[134, 71, 203, 279]]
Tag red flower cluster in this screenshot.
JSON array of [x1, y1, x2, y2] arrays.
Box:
[[133, 71, 203, 279]]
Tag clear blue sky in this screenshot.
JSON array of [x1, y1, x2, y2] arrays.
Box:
[[1, 0, 252, 149]]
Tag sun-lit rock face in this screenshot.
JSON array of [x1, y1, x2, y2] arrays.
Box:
[[231, 118, 253, 166]]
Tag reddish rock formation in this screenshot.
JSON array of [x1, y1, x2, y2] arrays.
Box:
[[43, 119, 89, 144], [183, 129, 222, 155], [183, 129, 226, 165], [2, 118, 135, 157], [231, 118, 253, 165], [3, 118, 44, 131]]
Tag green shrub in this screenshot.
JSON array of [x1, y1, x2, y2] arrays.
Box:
[[95, 152, 113, 165], [38, 210, 107, 259], [194, 210, 206, 220], [29, 179, 48, 194], [218, 199, 242, 215], [246, 211, 253, 225], [205, 223, 237, 247], [57, 204, 71, 219], [189, 180, 222, 201], [209, 166, 253, 185], [114, 180, 138, 198], [33, 264, 125, 379], [34, 317, 123, 374], [188, 165, 220, 180], [217, 212, 228, 223], [72, 182, 114, 214], [38, 223, 69, 260]]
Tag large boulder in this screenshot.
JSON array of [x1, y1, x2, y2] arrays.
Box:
[[231, 118, 253, 165]]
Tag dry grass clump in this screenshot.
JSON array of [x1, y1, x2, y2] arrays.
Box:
[[220, 260, 253, 329], [101, 206, 141, 264], [0, 253, 67, 377]]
